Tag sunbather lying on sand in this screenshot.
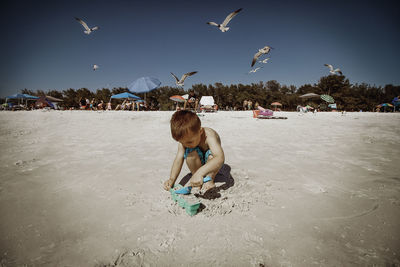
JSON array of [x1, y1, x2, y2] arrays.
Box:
[[258, 106, 274, 116]]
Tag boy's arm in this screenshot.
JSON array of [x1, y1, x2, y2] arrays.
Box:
[[168, 143, 185, 184], [194, 131, 225, 179]]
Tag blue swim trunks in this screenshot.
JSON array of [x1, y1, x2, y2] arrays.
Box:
[[184, 147, 212, 165]]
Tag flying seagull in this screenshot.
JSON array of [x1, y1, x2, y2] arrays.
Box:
[[258, 58, 270, 64], [171, 71, 198, 87], [75, 17, 99, 34], [248, 67, 262, 74], [93, 64, 99, 71], [207, 8, 242, 32], [251, 46, 273, 67], [324, 64, 342, 75]]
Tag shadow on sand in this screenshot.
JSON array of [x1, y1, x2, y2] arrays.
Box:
[[178, 164, 235, 200]]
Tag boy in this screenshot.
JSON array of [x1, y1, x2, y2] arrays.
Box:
[[163, 110, 224, 194]]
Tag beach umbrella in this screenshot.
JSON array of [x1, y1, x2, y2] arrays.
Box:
[[299, 93, 320, 99], [169, 95, 185, 103], [45, 95, 63, 102], [129, 77, 161, 102], [271, 102, 282, 111], [22, 94, 39, 99], [380, 103, 393, 107], [129, 77, 161, 93], [6, 93, 39, 106], [182, 94, 189, 100], [5, 93, 25, 100], [379, 103, 393, 112], [320, 94, 334, 103], [110, 92, 141, 100], [6, 93, 39, 100], [129, 77, 161, 94]]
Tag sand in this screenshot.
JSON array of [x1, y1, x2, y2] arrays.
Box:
[[0, 110, 399, 266]]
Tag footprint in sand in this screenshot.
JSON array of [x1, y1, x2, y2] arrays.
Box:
[[361, 135, 377, 144], [12, 129, 31, 137], [100, 249, 145, 267], [15, 158, 39, 172], [303, 183, 328, 194]]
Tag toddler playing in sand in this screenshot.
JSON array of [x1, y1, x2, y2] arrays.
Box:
[[163, 110, 225, 194]]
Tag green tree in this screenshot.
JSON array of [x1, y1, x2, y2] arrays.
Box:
[[95, 88, 112, 103], [47, 90, 64, 99], [317, 75, 350, 95], [21, 89, 36, 95], [62, 88, 78, 108]]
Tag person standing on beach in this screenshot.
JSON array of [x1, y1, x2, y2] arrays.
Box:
[[79, 98, 86, 109], [97, 100, 104, 110], [248, 100, 253, 110], [90, 98, 95, 110], [243, 100, 248, 110], [85, 98, 90, 110], [183, 91, 198, 111], [164, 110, 225, 193]]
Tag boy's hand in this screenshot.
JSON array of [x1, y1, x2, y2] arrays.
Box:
[[189, 173, 203, 188], [163, 179, 174, 191]]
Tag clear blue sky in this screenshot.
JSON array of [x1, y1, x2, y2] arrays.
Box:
[[1, 0, 399, 97]]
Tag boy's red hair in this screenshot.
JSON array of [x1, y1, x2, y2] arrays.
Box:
[[170, 110, 201, 141]]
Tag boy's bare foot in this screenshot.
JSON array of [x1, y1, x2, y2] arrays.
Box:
[[201, 181, 215, 193]]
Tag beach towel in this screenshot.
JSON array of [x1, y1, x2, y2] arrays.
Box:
[[253, 107, 274, 118], [253, 106, 287, 119]]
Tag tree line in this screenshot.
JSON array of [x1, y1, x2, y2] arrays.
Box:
[[10, 75, 400, 111]]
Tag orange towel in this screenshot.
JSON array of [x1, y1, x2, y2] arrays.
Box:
[[252, 110, 260, 118]]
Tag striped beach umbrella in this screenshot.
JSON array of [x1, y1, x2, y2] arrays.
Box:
[[271, 102, 282, 111], [381, 103, 393, 107], [320, 94, 334, 103], [169, 95, 185, 103], [299, 93, 320, 99], [271, 102, 282, 106]]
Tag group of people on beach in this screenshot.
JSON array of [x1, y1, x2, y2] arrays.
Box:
[[79, 98, 108, 111], [78, 97, 152, 111], [114, 99, 142, 111], [174, 91, 199, 111], [242, 100, 260, 111]]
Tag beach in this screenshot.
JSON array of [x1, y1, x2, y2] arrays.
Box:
[[0, 110, 399, 266]]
